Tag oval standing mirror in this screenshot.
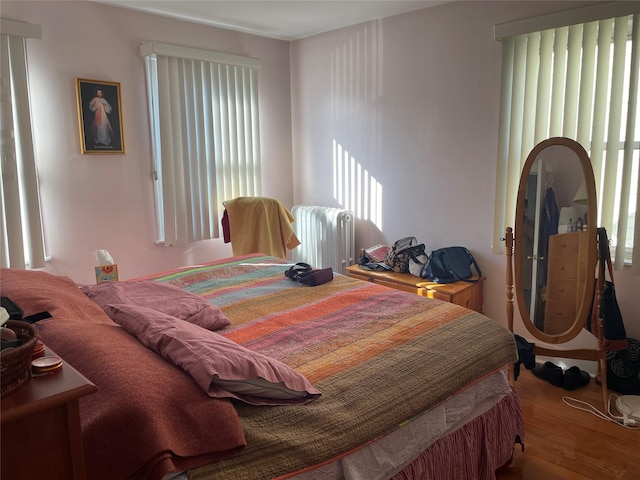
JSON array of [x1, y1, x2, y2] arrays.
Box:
[[513, 137, 597, 345]]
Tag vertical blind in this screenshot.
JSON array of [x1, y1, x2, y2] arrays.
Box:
[[0, 19, 45, 269], [493, 12, 640, 273], [140, 41, 262, 246]]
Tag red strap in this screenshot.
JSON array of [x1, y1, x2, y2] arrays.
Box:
[[222, 209, 231, 243]]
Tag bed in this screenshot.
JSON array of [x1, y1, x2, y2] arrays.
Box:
[[0, 254, 524, 480]]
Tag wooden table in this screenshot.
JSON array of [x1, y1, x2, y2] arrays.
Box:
[[346, 264, 485, 313], [1, 346, 97, 480]]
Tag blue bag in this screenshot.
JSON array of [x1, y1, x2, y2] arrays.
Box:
[[421, 246, 482, 284]]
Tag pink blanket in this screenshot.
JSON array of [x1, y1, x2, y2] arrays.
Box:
[[0, 269, 246, 480]]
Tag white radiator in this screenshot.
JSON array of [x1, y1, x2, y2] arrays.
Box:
[[291, 206, 355, 275]]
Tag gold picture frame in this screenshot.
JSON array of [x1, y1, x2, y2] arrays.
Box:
[[75, 78, 125, 154]]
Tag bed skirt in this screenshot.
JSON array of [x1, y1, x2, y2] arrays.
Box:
[[391, 387, 524, 480], [280, 370, 523, 480]]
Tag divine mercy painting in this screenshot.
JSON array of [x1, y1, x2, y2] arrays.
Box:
[[76, 78, 125, 154]]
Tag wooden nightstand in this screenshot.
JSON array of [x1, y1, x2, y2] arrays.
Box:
[[1, 346, 97, 480], [345, 264, 485, 313]]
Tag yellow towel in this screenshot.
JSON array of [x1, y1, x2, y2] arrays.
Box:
[[223, 197, 300, 259]]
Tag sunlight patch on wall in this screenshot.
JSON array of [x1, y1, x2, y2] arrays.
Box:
[[333, 139, 383, 229], [331, 19, 384, 230]]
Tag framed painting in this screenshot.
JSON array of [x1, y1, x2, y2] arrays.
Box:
[[75, 78, 125, 154]]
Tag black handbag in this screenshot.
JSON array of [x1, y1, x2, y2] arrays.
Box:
[[285, 263, 334, 286], [421, 246, 482, 284], [587, 228, 627, 351]]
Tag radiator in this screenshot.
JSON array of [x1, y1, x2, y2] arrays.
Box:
[[291, 206, 355, 275]]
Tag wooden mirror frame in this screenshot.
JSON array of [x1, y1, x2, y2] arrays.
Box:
[[506, 137, 607, 406]]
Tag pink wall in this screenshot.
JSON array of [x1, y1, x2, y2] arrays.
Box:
[[289, 0, 640, 344], [2, 0, 294, 284]]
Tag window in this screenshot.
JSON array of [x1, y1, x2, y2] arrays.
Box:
[[0, 18, 45, 269], [493, 6, 639, 272], [140, 41, 262, 246]]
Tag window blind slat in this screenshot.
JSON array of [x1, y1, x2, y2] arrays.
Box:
[[590, 19, 614, 194], [251, 69, 261, 193], [535, 30, 554, 140], [492, 36, 515, 251], [181, 59, 196, 242], [196, 63, 213, 239], [522, 33, 540, 151], [210, 64, 225, 204], [563, 24, 583, 138], [576, 21, 598, 147], [600, 17, 629, 234], [227, 67, 239, 197], [235, 68, 247, 193], [550, 26, 568, 136], [173, 58, 189, 245]]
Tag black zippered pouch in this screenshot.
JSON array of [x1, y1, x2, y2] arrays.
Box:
[[1, 296, 51, 323], [1, 296, 23, 320]]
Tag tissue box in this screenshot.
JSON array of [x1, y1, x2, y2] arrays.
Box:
[[95, 264, 119, 283]]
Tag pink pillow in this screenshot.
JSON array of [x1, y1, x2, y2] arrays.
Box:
[[105, 303, 321, 406], [80, 280, 231, 331]]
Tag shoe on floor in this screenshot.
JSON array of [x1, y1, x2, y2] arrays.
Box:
[[532, 361, 564, 387], [563, 366, 590, 390]]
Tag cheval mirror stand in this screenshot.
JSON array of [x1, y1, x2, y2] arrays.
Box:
[[504, 137, 608, 409]]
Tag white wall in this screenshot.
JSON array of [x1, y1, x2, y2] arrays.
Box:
[[2, 0, 293, 284], [289, 0, 640, 346]]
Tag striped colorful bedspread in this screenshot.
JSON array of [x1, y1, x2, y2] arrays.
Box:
[[145, 254, 517, 479]]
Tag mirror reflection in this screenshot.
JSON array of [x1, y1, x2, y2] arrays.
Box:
[[519, 145, 589, 336]]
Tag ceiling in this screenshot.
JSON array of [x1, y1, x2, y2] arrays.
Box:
[[91, 1, 451, 41]]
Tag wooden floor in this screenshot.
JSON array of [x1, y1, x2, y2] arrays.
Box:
[[496, 369, 640, 480]]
